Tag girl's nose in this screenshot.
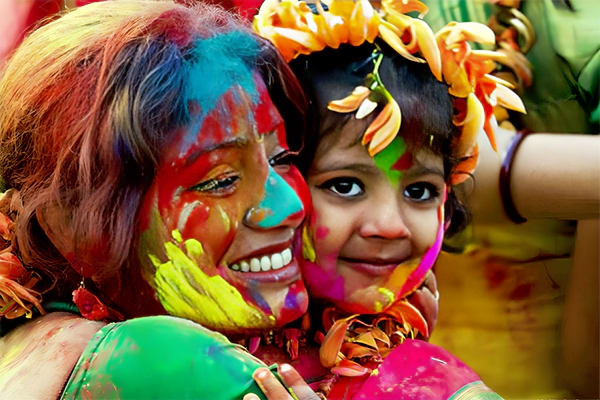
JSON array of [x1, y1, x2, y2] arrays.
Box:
[[358, 193, 410, 240], [244, 166, 305, 229]]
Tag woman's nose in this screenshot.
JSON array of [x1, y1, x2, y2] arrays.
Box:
[[244, 166, 305, 229], [358, 193, 410, 240]]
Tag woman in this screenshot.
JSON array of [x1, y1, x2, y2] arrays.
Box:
[[0, 1, 313, 398]]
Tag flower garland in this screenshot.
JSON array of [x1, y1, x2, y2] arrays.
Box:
[[253, 0, 527, 184], [0, 189, 45, 320]]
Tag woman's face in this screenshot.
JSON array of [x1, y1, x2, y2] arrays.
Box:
[[138, 75, 309, 334], [303, 125, 446, 315]]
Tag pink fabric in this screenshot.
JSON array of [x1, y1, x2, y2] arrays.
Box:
[[329, 339, 481, 400]]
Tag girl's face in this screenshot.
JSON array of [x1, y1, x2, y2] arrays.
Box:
[[137, 76, 309, 334], [303, 125, 446, 314]]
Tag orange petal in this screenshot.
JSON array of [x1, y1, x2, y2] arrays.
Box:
[[384, 300, 429, 338], [382, 0, 429, 16], [362, 102, 392, 145], [379, 22, 425, 64], [273, 27, 324, 52], [370, 327, 391, 347], [413, 18, 442, 81], [348, 0, 367, 46], [452, 144, 479, 185], [368, 98, 402, 156], [320, 315, 357, 368], [493, 83, 526, 114], [331, 359, 371, 377], [457, 93, 485, 156], [384, 10, 413, 32], [344, 343, 379, 359], [445, 22, 496, 46], [0, 252, 26, 279], [365, 3, 380, 42], [328, 86, 371, 113], [352, 332, 378, 349], [483, 73, 515, 90]]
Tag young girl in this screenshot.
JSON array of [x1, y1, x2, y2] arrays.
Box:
[[254, 0, 526, 397]]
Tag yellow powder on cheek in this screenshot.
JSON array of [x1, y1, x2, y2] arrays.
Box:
[[151, 239, 274, 331]]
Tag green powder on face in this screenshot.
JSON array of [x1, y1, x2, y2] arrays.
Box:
[[373, 137, 407, 187]]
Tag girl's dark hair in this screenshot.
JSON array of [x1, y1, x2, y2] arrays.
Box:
[[290, 41, 470, 236]]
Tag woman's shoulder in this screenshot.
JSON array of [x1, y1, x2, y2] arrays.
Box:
[[0, 312, 105, 400]]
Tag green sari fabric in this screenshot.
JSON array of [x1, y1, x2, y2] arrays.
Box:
[[61, 316, 274, 400]]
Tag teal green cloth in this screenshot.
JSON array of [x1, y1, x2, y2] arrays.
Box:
[[61, 316, 275, 400], [425, 0, 600, 133]]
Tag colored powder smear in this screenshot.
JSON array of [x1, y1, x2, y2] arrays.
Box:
[[150, 238, 273, 331], [373, 137, 407, 187], [251, 166, 303, 229]]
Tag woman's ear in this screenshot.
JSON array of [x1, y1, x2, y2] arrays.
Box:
[[36, 203, 95, 277]]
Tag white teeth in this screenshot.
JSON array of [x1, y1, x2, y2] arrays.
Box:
[[271, 253, 283, 270], [250, 258, 261, 272], [282, 248, 292, 265], [260, 256, 271, 271], [240, 261, 250, 272], [229, 247, 293, 273]]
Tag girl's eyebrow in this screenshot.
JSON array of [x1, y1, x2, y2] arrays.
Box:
[[312, 161, 379, 175], [404, 164, 444, 179]]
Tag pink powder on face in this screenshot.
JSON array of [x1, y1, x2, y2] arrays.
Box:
[[315, 226, 329, 240], [302, 260, 345, 302], [398, 205, 445, 299]]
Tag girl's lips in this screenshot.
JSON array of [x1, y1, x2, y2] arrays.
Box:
[[338, 257, 408, 276]]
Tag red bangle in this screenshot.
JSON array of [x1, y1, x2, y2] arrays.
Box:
[[499, 130, 532, 224]]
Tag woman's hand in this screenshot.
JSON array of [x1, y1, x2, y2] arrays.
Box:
[[244, 364, 321, 400]]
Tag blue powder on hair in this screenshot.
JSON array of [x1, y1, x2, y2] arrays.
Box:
[[185, 31, 260, 116]]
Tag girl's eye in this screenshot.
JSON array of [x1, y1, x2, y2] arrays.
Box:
[[319, 177, 364, 198], [191, 174, 240, 195], [404, 182, 439, 202], [269, 150, 298, 167]]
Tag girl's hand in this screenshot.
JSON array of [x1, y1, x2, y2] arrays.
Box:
[[244, 364, 321, 400]]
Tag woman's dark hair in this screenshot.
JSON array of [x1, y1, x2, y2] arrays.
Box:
[[290, 41, 470, 236]]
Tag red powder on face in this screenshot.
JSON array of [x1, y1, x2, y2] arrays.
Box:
[[180, 202, 210, 239], [253, 76, 283, 136], [391, 151, 413, 172], [277, 281, 309, 324]]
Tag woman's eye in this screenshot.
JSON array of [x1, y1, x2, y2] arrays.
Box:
[[404, 182, 439, 202], [269, 150, 298, 167], [319, 177, 364, 198], [191, 174, 239, 195]]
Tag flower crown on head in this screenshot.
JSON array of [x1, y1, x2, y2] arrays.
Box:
[[253, 0, 526, 185]]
